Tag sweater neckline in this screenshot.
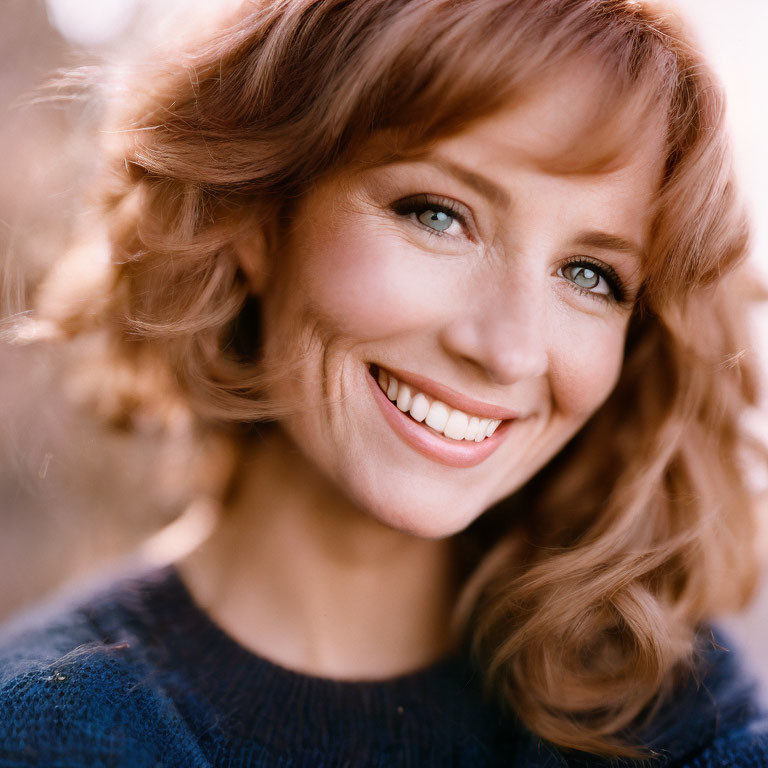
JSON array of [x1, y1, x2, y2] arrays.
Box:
[[113, 562, 505, 753], [67, 560, 762, 766]]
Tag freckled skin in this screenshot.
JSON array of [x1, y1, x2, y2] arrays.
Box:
[[257, 64, 666, 539]]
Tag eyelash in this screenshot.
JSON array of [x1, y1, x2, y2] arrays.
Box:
[[559, 256, 627, 304], [391, 194, 468, 234], [390, 194, 628, 305]]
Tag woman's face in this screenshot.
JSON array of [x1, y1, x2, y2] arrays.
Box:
[[254, 64, 666, 539]]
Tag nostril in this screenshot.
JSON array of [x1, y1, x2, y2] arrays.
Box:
[[438, 309, 548, 386]]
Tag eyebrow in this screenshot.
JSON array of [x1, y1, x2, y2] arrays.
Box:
[[573, 231, 643, 261], [374, 151, 512, 210], [421, 156, 512, 210]]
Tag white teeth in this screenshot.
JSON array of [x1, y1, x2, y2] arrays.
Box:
[[374, 367, 506, 443], [444, 409, 469, 440], [409, 393, 430, 422], [465, 416, 482, 441], [486, 419, 501, 437], [475, 418, 491, 442], [425, 401, 450, 433], [396, 383, 413, 412]]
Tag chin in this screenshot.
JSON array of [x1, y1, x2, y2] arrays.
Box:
[[360, 492, 485, 540]]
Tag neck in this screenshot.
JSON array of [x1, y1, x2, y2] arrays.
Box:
[[176, 425, 460, 679]]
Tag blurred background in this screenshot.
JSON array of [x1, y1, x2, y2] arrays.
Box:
[[1, 0, 767, 685]]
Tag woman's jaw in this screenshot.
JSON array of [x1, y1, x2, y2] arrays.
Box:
[[268, 352, 577, 542]]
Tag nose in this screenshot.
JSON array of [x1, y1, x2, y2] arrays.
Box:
[[438, 273, 549, 385]]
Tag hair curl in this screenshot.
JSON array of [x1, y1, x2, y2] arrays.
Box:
[[30, 0, 768, 758]]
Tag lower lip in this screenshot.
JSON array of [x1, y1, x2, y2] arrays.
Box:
[[365, 367, 514, 468]]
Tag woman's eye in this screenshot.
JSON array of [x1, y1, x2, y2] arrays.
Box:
[[417, 208, 453, 232], [561, 264, 607, 294], [558, 259, 626, 303], [390, 195, 468, 239]]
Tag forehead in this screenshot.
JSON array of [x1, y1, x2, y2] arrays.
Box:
[[355, 55, 669, 183], [485, 59, 667, 175]]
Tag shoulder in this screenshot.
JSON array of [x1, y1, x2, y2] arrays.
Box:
[[678, 725, 768, 768], [637, 627, 768, 768], [538, 628, 768, 768], [0, 563, 204, 767]]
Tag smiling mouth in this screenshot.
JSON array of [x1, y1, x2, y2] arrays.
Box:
[[369, 364, 507, 443]]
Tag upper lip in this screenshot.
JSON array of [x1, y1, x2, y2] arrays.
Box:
[[374, 364, 521, 421]]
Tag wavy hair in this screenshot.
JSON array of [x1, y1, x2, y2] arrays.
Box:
[[30, 0, 768, 757]]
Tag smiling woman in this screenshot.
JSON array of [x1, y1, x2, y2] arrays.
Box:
[[1, 0, 767, 766], [245, 74, 661, 535]]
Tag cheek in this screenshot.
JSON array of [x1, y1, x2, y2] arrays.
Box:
[[290, 215, 458, 340], [549, 320, 627, 420]]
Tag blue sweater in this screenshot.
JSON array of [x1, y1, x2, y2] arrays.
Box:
[[0, 561, 766, 767]]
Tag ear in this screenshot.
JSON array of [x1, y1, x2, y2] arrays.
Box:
[[232, 224, 271, 296]]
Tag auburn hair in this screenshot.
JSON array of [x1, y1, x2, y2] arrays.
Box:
[[30, 0, 768, 758]]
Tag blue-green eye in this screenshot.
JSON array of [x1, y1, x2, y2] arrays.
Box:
[[565, 264, 600, 290], [558, 259, 625, 303], [417, 209, 453, 232], [391, 194, 466, 237]]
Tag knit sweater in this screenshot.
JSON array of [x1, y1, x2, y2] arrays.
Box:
[[0, 561, 766, 767]]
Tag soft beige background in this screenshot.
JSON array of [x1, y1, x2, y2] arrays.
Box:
[[1, 0, 767, 688]]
